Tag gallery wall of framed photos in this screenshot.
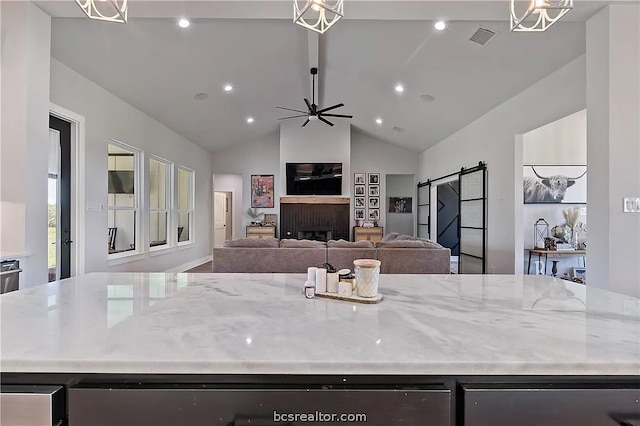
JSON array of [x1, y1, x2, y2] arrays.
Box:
[[354, 172, 380, 224]]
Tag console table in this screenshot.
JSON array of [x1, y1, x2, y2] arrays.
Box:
[[245, 225, 276, 239], [527, 248, 586, 275]]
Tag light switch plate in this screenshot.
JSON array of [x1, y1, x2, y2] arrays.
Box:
[[623, 198, 640, 213]]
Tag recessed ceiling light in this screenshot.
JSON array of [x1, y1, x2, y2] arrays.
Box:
[[178, 18, 190, 28], [420, 94, 436, 102], [375, 118, 383, 125], [223, 84, 233, 92], [434, 21, 446, 31], [193, 92, 208, 101], [395, 84, 404, 93], [246, 117, 254, 123]]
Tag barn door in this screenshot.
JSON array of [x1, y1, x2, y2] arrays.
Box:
[[417, 181, 431, 239], [459, 163, 487, 274]]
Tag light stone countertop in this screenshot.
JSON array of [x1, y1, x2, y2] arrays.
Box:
[[1, 273, 639, 376]]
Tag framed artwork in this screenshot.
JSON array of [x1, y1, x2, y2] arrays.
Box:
[[354, 173, 366, 185], [368, 185, 379, 197], [523, 165, 587, 204], [251, 174, 274, 208], [388, 197, 412, 213], [368, 197, 379, 209], [355, 208, 365, 220], [355, 185, 366, 196], [355, 197, 365, 208], [368, 208, 380, 221], [368, 173, 380, 185]]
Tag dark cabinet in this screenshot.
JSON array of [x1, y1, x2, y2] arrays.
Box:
[[69, 386, 450, 426], [462, 385, 640, 426]]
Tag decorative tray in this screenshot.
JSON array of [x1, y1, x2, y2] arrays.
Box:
[[315, 291, 383, 304]]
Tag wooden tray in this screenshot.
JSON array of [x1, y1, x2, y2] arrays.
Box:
[[315, 291, 383, 304]]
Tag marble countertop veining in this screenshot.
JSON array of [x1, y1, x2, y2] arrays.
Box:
[[1, 273, 639, 376]]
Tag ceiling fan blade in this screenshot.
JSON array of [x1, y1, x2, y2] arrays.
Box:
[[276, 106, 308, 114], [304, 98, 313, 113], [301, 119, 310, 127], [317, 103, 344, 114], [318, 116, 334, 127], [278, 114, 308, 120], [321, 113, 353, 118]]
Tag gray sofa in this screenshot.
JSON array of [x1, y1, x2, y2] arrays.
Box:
[[212, 234, 451, 274]]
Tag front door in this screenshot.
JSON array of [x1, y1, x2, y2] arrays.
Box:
[[48, 115, 72, 281]]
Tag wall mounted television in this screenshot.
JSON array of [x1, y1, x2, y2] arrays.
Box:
[[108, 170, 135, 194], [286, 163, 342, 195]]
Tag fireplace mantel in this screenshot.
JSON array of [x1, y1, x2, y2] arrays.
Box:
[[280, 197, 349, 205]]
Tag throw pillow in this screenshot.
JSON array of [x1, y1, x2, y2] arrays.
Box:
[[327, 239, 374, 248]]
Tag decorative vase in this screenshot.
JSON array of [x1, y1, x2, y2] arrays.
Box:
[[570, 227, 579, 249], [551, 260, 559, 277]]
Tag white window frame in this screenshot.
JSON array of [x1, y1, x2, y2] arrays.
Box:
[[107, 140, 142, 261], [176, 165, 195, 246], [149, 155, 173, 251]]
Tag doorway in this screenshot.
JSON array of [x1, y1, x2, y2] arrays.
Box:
[[436, 180, 460, 256], [213, 191, 232, 248], [48, 115, 72, 281]]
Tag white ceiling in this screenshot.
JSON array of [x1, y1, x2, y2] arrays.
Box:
[[43, 1, 604, 152]]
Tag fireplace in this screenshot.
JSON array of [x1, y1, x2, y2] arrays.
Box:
[[297, 229, 333, 242], [280, 197, 349, 241]]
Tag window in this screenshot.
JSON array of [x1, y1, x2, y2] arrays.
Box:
[[177, 166, 194, 243], [149, 157, 171, 249], [108, 142, 140, 256]]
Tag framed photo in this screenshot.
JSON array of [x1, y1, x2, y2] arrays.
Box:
[[251, 175, 274, 208], [523, 165, 587, 204], [355, 197, 365, 208], [368, 197, 379, 209], [573, 267, 586, 280], [389, 196, 412, 213], [355, 208, 365, 220], [368, 185, 379, 197], [368, 208, 380, 221], [368, 173, 380, 185], [354, 173, 366, 185], [355, 185, 366, 196]]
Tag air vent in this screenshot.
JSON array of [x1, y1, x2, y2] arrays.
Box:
[[392, 126, 405, 133], [469, 26, 499, 46]]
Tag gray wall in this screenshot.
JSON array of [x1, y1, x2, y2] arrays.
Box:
[[385, 174, 415, 236]]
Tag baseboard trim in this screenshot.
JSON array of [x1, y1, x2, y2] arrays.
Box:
[[165, 255, 212, 273]]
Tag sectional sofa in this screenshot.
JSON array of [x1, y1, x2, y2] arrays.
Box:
[[212, 233, 451, 274]]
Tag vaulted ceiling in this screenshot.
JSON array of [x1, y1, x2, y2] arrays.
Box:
[[39, 1, 604, 152]]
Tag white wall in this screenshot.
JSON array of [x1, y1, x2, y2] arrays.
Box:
[[351, 130, 419, 230], [50, 59, 212, 274], [279, 120, 351, 198], [418, 55, 586, 274], [586, 5, 640, 297], [522, 110, 587, 277], [213, 174, 243, 240], [211, 131, 280, 238], [0, 2, 51, 286]]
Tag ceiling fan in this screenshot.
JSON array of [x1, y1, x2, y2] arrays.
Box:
[[277, 67, 353, 127]]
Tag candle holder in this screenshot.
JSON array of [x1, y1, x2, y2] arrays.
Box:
[[534, 218, 549, 249]]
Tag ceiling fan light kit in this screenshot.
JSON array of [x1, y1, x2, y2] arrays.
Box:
[[294, 0, 344, 34], [75, 0, 128, 23], [277, 67, 353, 127], [510, 0, 573, 32]]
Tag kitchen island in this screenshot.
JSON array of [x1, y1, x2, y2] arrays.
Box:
[[1, 273, 639, 425]]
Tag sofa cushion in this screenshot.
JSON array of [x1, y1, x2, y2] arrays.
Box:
[[223, 237, 279, 248], [380, 232, 443, 248], [327, 239, 374, 248], [279, 239, 327, 248], [376, 239, 444, 249]]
